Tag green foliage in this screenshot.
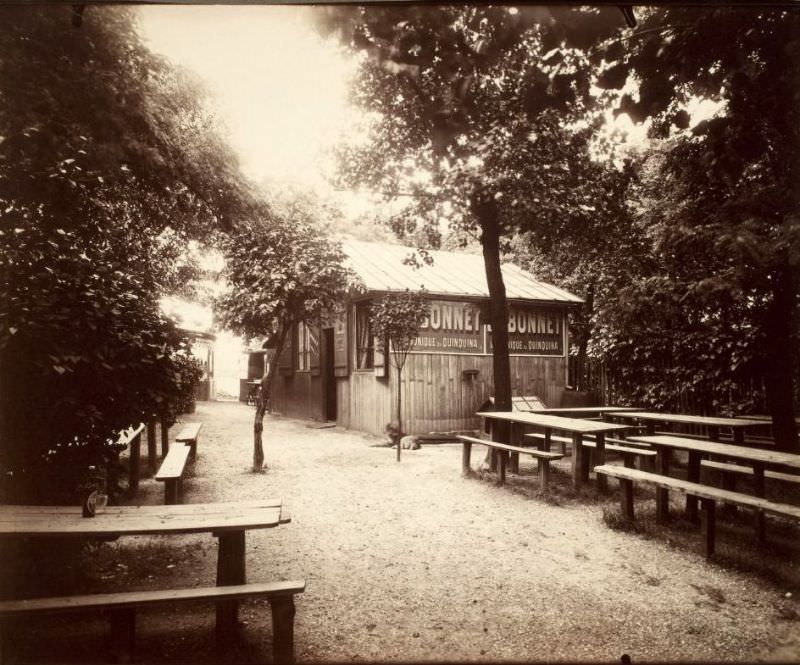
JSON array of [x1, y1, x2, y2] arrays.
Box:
[[215, 194, 357, 343], [370, 290, 430, 369], [0, 6, 258, 499]]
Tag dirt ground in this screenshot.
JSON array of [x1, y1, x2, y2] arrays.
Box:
[[6, 400, 800, 663]]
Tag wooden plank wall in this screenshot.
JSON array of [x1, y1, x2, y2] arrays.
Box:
[[343, 353, 567, 437], [271, 373, 325, 422]]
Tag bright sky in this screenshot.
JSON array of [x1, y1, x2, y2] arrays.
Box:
[[139, 5, 359, 189]]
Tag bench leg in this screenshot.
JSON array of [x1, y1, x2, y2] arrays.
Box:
[[270, 595, 296, 665], [129, 433, 141, 495], [753, 463, 767, 545], [509, 452, 519, 475], [538, 460, 550, 496], [461, 442, 472, 477], [686, 452, 701, 526], [656, 449, 672, 523], [594, 433, 607, 493], [109, 608, 136, 664], [216, 530, 246, 638], [621, 478, 635, 522], [164, 479, 178, 505], [701, 498, 716, 559], [497, 451, 507, 485]]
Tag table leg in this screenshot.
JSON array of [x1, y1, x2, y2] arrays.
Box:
[[685, 451, 701, 525], [753, 462, 766, 544], [656, 448, 672, 523], [734, 429, 744, 445], [509, 423, 519, 474], [572, 433, 587, 489], [544, 428, 552, 453], [216, 530, 246, 638], [594, 432, 607, 492]]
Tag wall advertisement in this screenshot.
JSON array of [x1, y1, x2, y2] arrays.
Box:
[[409, 300, 565, 356]]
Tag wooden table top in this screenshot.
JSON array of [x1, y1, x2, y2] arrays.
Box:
[[526, 406, 636, 415], [628, 435, 800, 469], [476, 411, 631, 434], [735, 415, 800, 425], [614, 412, 769, 429], [0, 499, 286, 538]]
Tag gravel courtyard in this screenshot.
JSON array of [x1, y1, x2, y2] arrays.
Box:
[[8, 400, 800, 663]]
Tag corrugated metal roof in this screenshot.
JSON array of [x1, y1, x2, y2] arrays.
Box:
[[341, 239, 583, 304]]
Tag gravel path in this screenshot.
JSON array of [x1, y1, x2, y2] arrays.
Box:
[[12, 400, 800, 663]]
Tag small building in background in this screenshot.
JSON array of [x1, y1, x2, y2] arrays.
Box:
[[180, 328, 216, 401], [268, 240, 583, 437]]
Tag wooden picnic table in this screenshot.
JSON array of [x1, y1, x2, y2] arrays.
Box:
[[628, 433, 800, 529], [0, 498, 289, 632], [613, 411, 769, 444], [476, 411, 632, 490]]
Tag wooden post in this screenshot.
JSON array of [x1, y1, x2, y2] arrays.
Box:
[[497, 450, 507, 485], [160, 419, 170, 457], [685, 451, 701, 525], [538, 459, 550, 496], [216, 530, 246, 638], [128, 430, 141, 495], [571, 433, 581, 489], [656, 448, 671, 523], [270, 596, 296, 665], [146, 420, 157, 474], [701, 498, 716, 559], [752, 462, 767, 544], [109, 608, 136, 664], [164, 479, 178, 506], [621, 478, 635, 522], [595, 432, 607, 493], [544, 428, 552, 453], [461, 441, 472, 476]]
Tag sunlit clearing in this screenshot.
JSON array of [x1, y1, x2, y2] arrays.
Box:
[[160, 296, 213, 331], [139, 5, 361, 188]]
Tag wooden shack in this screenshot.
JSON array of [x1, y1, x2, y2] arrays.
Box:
[[269, 240, 582, 437]]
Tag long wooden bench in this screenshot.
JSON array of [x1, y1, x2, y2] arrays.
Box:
[[175, 421, 203, 459], [701, 459, 800, 485], [0, 580, 305, 664], [154, 444, 192, 505], [525, 433, 657, 470], [457, 435, 563, 494], [594, 464, 800, 558]]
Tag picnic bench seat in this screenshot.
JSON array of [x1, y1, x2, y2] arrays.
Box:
[[154, 444, 192, 505], [701, 459, 800, 485], [175, 421, 202, 459], [525, 433, 657, 470], [457, 435, 563, 493], [594, 464, 800, 558], [0, 580, 306, 664]]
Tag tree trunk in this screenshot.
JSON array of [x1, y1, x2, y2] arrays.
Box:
[[396, 364, 402, 462], [763, 265, 799, 452], [473, 191, 512, 452], [253, 324, 289, 472]]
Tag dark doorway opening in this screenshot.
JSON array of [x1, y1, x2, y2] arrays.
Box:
[[323, 328, 337, 422]]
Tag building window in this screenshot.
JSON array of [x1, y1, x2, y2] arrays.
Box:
[[355, 302, 373, 370], [297, 321, 311, 372]]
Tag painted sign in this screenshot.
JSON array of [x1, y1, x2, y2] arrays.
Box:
[[411, 300, 484, 355], [487, 306, 564, 356]]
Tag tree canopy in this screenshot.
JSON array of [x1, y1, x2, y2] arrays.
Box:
[[0, 5, 260, 499], [317, 5, 631, 427]]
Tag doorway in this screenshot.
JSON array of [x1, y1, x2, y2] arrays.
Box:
[[323, 328, 337, 422]]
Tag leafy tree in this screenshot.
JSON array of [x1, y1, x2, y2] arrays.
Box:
[[0, 5, 258, 500], [316, 6, 629, 443], [590, 8, 800, 449], [370, 290, 430, 461], [215, 193, 357, 470]]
